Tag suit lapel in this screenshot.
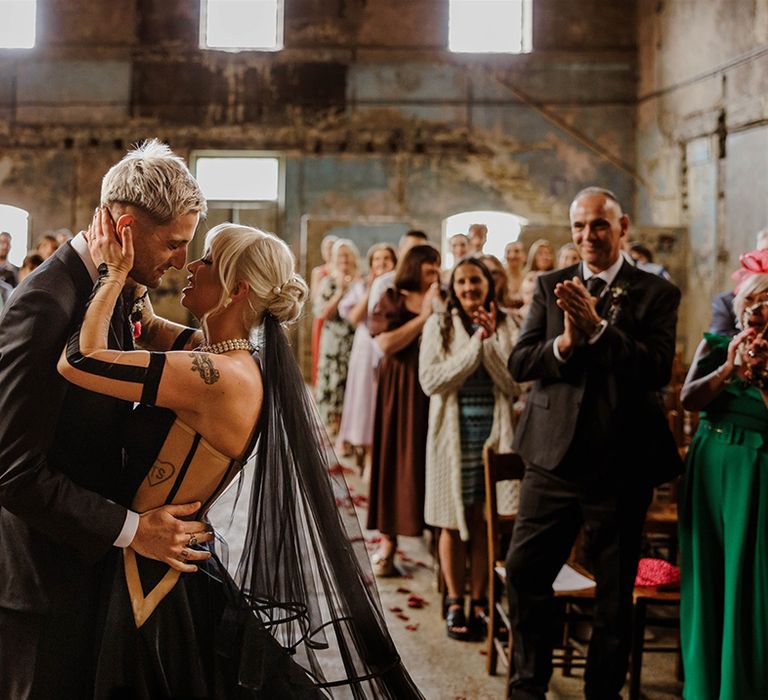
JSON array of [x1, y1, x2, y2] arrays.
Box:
[[57, 243, 133, 351]]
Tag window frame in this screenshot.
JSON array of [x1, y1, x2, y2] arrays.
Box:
[[448, 0, 533, 55], [0, 0, 37, 50], [199, 0, 284, 52]]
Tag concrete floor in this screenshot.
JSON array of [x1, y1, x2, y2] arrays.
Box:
[[343, 462, 684, 700]]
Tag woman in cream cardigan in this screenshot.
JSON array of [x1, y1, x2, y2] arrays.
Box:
[[419, 256, 519, 641]]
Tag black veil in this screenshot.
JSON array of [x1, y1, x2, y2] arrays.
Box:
[[211, 312, 423, 698]]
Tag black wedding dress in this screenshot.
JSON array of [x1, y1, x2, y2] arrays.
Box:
[[81, 315, 422, 699]]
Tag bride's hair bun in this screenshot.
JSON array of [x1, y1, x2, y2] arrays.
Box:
[[203, 224, 309, 327], [269, 274, 308, 325]]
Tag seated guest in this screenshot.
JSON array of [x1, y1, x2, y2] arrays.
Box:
[[367, 244, 441, 576], [680, 271, 768, 699], [419, 256, 519, 640], [314, 239, 360, 436]]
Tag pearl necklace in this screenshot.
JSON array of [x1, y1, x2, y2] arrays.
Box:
[[198, 338, 256, 354]]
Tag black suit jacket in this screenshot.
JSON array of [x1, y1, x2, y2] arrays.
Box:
[[508, 261, 683, 487], [0, 243, 131, 612], [708, 290, 737, 337]]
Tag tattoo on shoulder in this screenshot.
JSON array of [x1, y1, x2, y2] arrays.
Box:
[[190, 353, 220, 385]]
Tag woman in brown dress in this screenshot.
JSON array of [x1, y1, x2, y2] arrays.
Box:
[[367, 244, 441, 576]]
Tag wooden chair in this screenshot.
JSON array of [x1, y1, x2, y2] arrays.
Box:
[[629, 587, 681, 700], [483, 447, 526, 676], [483, 449, 596, 677]]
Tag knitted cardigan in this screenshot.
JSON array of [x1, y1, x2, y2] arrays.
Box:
[[419, 311, 519, 541]]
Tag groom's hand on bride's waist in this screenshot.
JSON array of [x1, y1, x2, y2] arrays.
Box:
[[130, 501, 214, 573]]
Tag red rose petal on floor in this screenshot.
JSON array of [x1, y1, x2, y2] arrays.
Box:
[[367, 536, 382, 544], [401, 571, 414, 579], [396, 587, 411, 594], [405, 624, 419, 632], [479, 650, 488, 656], [415, 560, 430, 568], [389, 606, 403, 613], [395, 613, 409, 621]]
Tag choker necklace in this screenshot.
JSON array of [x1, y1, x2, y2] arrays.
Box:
[[198, 338, 256, 354]]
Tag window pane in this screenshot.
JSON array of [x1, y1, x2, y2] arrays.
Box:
[[196, 157, 280, 202], [449, 0, 531, 54], [204, 0, 280, 49], [0, 0, 36, 49]]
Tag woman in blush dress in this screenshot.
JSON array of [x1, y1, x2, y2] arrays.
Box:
[[58, 215, 423, 699], [366, 244, 442, 577], [336, 243, 398, 468]]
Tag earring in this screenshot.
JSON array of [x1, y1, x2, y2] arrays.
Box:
[[223, 298, 232, 308]]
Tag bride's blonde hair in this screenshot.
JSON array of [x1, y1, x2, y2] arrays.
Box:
[[204, 223, 308, 327]]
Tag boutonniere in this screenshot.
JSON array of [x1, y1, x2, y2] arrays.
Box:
[[606, 284, 629, 323]]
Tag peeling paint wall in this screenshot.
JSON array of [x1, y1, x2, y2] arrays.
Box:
[[636, 0, 768, 356], [0, 0, 638, 360]]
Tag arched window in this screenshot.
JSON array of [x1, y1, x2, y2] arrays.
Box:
[[442, 210, 527, 269], [0, 204, 30, 266]]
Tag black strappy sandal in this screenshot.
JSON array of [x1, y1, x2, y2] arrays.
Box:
[[445, 596, 470, 641], [468, 597, 489, 640]]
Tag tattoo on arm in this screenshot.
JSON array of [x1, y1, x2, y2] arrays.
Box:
[[190, 353, 220, 385]]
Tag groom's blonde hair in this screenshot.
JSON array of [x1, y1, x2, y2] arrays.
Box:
[[101, 139, 206, 223]]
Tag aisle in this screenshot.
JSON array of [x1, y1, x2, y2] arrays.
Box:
[[342, 460, 682, 700]]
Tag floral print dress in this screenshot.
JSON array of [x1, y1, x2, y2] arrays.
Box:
[[314, 276, 355, 433]]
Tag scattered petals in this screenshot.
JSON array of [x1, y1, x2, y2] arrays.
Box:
[[395, 613, 409, 621], [396, 587, 411, 594], [405, 624, 419, 632], [389, 606, 403, 613]]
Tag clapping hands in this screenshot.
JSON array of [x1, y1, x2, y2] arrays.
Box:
[[473, 301, 497, 340]]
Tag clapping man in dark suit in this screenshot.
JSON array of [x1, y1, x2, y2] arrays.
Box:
[[505, 187, 682, 700], [0, 140, 209, 698]]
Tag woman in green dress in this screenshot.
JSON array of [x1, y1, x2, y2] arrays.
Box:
[[680, 271, 768, 700]]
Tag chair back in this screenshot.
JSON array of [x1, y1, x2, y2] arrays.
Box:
[[484, 447, 526, 566]]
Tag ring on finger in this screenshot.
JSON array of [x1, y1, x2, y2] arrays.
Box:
[[180, 548, 189, 560], [187, 534, 198, 547]]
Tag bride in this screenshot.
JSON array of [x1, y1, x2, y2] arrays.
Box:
[[58, 211, 422, 699]]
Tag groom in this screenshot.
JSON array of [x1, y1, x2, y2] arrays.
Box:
[[505, 187, 682, 699], [0, 141, 207, 698]]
